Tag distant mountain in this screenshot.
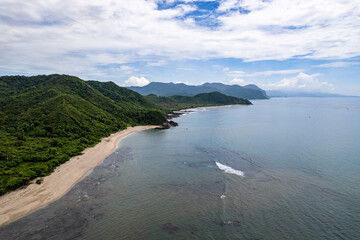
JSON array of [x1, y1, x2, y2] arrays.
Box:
[[146, 91, 252, 110], [267, 90, 356, 98], [128, 82, 268, 99]]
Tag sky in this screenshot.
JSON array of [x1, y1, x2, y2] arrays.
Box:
[[1, 0, 360, 95]]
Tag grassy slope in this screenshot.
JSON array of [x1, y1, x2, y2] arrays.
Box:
[[0, 74, 166, 195]]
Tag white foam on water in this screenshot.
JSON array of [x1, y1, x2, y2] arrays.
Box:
[[216, 162, 244, 177]]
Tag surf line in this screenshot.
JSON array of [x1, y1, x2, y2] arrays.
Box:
[[216, 162, 244, 177]]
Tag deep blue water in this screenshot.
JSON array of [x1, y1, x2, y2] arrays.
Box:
[[1, 97, 360, 239]]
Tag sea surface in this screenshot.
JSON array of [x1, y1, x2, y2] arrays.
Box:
[[1, 97, 360, 240]]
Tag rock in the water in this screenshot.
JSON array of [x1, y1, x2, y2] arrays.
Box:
[[161, 222, 179, 234], [156, 120, 178, 129], [169, 120, 178, 126], [189, 224, 198, 235]]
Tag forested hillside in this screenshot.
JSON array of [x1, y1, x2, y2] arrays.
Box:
[[145, 91, 252, 110], [0, 74, 166, 195]]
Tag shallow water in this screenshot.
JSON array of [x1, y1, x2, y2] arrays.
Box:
[[1, 97, 360, 239]]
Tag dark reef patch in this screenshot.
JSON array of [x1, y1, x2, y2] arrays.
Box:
[[0, 146, 134, 240], [161, 222, 179, 234]]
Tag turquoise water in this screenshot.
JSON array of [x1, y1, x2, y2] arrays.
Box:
[[1, 98, 360, 239]]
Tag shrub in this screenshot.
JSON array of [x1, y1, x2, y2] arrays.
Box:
[[36, 178, 43, 184]]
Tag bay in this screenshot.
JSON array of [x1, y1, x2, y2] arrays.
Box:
[[1, 97, 360, 239]]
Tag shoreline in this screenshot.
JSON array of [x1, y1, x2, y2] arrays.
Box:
[[0, 104, 248, 226], [0, 125, 158, 226], [167, 104, 249, 120], [180, 104, 248, 112]]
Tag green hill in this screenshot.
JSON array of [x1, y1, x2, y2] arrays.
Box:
[[0, 74, 166, 195], [145, 91, 252, 110]]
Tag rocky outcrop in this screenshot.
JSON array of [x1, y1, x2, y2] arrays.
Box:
[[166, 112, 183, 119], [156, 120, 178, 129]]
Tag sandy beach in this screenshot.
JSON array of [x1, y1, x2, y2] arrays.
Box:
[[0, 125, 158, 226]]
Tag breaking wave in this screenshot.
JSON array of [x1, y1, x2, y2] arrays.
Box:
[[216, 162, 244, 177]]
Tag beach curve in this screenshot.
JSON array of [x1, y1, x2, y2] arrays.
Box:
[[0, 125, 158, 226]]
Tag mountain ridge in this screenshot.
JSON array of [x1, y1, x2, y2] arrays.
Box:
[[128, 82, 269, 99]]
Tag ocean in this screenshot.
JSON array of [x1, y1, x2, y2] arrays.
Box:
[[1, 97, 360, 239]]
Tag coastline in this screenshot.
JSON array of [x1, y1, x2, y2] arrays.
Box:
[[166, 104, 249, 120], [0, 125, 158, 226], [180, 104, 248, 112], [0, 104, 248, 227]]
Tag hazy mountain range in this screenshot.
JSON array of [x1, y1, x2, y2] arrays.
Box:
[[128, 82, 269, 100]]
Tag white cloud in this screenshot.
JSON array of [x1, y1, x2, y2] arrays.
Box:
[[123, 76, 150, 87], [119, 65, 134, 71], [175, 81, 191, 84], [119, 65, 137, 74], [1, 0, 360, 78], [146, 60, 168, 67], [230, 78, 248, 85], [158, 0, 213, 3], [176, 67, 194, 71], [226, 70, 246, 78], [225, 68, 303, 78], [313, 62, 360, 68], [265, 72, 334, 91], [217, 0, 238, 12], [211, 64, 223, 68], [238, 0, 271, 11], [218, 0, 270, 12]]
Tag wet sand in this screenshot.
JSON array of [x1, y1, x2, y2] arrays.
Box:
[[0, 126, 158, 226]]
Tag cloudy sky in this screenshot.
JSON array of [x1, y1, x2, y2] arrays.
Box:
[[1, 0, 360, 95]]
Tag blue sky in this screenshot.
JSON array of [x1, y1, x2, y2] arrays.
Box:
[[1, 0, 360, 95]]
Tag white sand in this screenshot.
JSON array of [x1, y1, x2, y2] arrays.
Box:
[[0, 125, 158, 226]]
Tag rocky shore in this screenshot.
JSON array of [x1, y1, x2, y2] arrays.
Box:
[[156, 110, 194, 129]]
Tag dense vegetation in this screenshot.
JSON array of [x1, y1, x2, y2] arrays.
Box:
[[0, 74, 166, 195], [145, 91, 252, 111]]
